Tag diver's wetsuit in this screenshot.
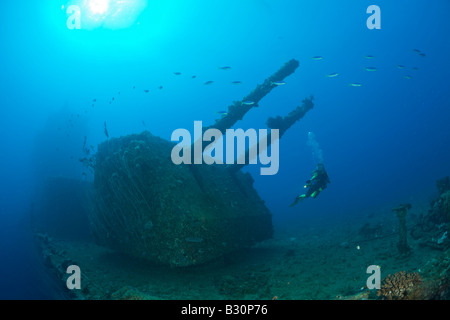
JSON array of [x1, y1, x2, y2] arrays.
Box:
[[290, 163, 330, 207]]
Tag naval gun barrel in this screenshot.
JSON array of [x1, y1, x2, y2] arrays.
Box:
[[228, 96, 315, 173], [204, 59, 300, 133]]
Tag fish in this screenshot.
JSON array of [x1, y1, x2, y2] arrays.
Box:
[[144, 89, 149, 93], [203, 81, 214, 85], [230, 81, 242, 85], [191, 75, 197, 79], [242, 101, 255, 105], [349, 83, 363, 87], [92, 99, 97, 102], [326, 73, 339, 78], [412, 67, 419, 71], [412, 49, 421, 54], [271, 81, 286, 86], [396, 65, 406, 69], [311, 56, 324, 61], [216, 111, 228, 116], [364, 55, 375, 59], [158, 86, 163, 90], [419, 53, 426, 57], [104, 122, 109, 138], [365, 67, 378, 72], [403, 75, 413, 80], [133, 86, 136, 89], [142, 120, 146, 127], [173, 72, 182, 76], [219, 66, 231, 70]]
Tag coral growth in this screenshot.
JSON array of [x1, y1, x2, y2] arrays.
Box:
[[436, 176, 450, 196], [377, 271, 422, 300], [436, 176, 450, 221], [442, 191, 450, 221], [411, 177, 450, 242]]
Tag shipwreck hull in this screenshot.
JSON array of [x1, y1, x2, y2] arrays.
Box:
[[90, 59, 314, 267], [91, 131, 273, 267]]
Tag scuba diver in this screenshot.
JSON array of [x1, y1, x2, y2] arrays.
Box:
[[290, 163, 330, 207]]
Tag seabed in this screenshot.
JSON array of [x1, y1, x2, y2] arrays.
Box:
[[35, 198, 450, 300]]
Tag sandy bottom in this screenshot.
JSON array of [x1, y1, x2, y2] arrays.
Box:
[[36, 200, 449, 300]]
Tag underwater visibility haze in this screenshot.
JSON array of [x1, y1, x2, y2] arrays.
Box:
[[0, 0, 450, 300]]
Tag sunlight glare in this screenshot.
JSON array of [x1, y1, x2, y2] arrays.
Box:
[[89, 0, 110, 14]]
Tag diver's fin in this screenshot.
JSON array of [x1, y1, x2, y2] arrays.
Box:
[[289, 195, 305, 207], [289, 199, 298, 207]]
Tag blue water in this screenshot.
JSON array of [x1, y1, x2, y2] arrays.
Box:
[[0, 0, 449, 299]]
